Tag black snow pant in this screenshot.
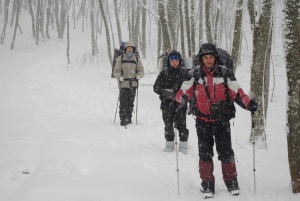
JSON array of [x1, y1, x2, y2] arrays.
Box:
[[196, 119, 234, 162], [162, 102, 189, 142], [119, 88, 136, 124], [196, 119, 238, 191]]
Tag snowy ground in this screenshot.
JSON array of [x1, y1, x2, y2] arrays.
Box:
[[1, 6, 300, 201]]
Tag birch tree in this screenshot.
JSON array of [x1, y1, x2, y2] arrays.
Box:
[[283, 0, 300, 194]]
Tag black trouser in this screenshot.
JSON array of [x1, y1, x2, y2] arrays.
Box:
[[196, 119, 234, 162], [119, 88, 136, 123], [162, 102, 189, 142]]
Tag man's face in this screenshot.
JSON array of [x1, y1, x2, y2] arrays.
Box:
[[202, 55, 215, 68], [126, 46, 133, 53]]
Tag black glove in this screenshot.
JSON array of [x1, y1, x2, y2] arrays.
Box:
[[162, 89, 175, 100], [169, 102, 179, 113], [248, 99, 258, 112]]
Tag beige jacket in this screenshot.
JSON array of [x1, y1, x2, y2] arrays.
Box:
[[113, 41, 144, 88]]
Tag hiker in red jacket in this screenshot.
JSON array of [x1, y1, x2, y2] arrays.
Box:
[[173, 43, 257, 198]]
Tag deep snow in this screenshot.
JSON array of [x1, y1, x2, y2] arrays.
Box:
[[1, 2, 300, 201]]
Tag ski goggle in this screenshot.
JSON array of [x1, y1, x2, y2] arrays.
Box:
[[169, 54, 180, 61]]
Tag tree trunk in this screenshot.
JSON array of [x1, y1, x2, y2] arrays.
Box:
[[198, 0, 203, 48], [158, 0, 171, 51], [67, 3, 70, 64], [127, 0, 131, 41], [179, 0, 185, 58], [98, 0, 112, 65], [36, 0, 41, 44], [91, 0, 98, 55], [54, 0, 61, 37], [184, 0, 191, 56], [28, 0, 35, 38], [283, 0, 300, 193], [167, 0, 178, 49], [213, 0, 220, 46], [141, 0, 146, 57], [114, 0, 122, 44], [10, 0, 20, 50], [232, 0, 243, 73], [133, 0, 140, 47], [205, 0, 213, 43], [0, 0, 11, 44], [248, 0, 255, 33], [190, 0, 195, 56], [250, 0, 273, 142]]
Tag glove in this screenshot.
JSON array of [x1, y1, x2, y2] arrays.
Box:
[[248, 99, 258, 112], [119, 76, 124, 82], [169, 102, 179, 113], [136, 75, 141, 80], [162, 89, 175, 100]]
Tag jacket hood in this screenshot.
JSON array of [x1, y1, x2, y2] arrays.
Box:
[[125, 41, 136, 53]]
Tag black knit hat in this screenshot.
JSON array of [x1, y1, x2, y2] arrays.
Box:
[[167, 50, 182, 66]]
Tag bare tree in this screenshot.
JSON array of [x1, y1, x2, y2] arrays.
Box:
[[67, 1, 70, 64], [113, 0, 122, 43], [250, 0, 273, 142], [141, 0, 146, 57], [98, 0, 112, 65], [158, 0, 171, 51], [231, 0, 243, 73], [28, 0, 35, 38], [0, 0, 10, 44], [283, 0, 300, 194], [10, 0, 20, 49], [179, 0, 185, 57], [205, 0, 213, 43], [184, 0, 191, 56], [190, 0, 195, 56], [248, 0, 255, 32], [36, 0, 41, 44], [90, 0, 98, 55]]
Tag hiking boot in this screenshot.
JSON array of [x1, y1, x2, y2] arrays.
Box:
[[179, 141, 188, 154], [225, 180, 240, 196], [202, 188, 214, 199], [201, 181, 215, 199], [163, 141, 174, 152]]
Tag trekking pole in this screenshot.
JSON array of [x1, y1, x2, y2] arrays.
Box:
[[114, 93, 120, 123], [136, 81, 139, 125], [174, 122, 180, 195], [251, 111, 256, 194]]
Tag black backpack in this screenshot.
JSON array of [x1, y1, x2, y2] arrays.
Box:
[[193, 48, 233, 70], [111, 42, 126, 78]]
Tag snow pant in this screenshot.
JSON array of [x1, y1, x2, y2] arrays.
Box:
[[162, 102, 189, 142], [196, 119, 238, 190], [119, 87, 136, 124]]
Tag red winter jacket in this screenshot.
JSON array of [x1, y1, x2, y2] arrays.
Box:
[[176, 65, 252, 122]]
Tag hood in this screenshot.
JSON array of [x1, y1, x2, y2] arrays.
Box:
[[125, 41, 136, 53]]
